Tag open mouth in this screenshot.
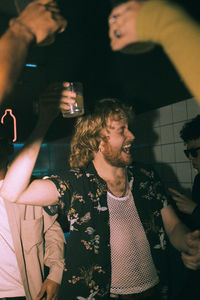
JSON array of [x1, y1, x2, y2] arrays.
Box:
[[122, 144, 132, 154]]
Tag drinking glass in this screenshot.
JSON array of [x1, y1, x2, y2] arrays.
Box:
[[61, 82, 84, 118]]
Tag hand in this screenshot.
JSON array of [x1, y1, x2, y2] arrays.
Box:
[[181, 230, 200, 270], [35, 278, 60, 300], [169, 187, 197, 214], [38, 81, 77, 120], [11, 0, 67, 46], [108, 0, 144, 51]]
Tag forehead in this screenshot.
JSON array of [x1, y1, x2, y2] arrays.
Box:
[[105, 116, 128, 129], [187, 137, 200, 148]]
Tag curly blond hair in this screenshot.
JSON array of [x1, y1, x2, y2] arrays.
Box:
[[69, 98, 133, 169]]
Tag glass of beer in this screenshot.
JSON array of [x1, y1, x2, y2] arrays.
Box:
[[61, 82, 84, 118]]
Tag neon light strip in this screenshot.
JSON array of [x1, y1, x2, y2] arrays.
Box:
[[25, 64, 37, 68]]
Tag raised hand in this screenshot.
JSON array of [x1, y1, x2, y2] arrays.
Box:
[[10, 0, 67, 46], [169, 187, 197, 214], [181, 230, 200, 270], [38, 81, 77, 121], [108, 1, 143, 51]]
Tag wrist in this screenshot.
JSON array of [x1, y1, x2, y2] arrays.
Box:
[[9, 18, 36, 45]]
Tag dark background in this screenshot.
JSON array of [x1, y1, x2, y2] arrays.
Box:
[[0, 0, 199, 141]]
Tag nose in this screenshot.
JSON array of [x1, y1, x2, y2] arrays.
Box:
[[127, 129, 135, 141]]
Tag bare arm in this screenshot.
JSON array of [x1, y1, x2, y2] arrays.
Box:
[[0, 83, 76, 206], [162, 205, 200, 270], [0, 0, 67, 103], [161, 205, 190, 252], [169, 187, 197, 215]]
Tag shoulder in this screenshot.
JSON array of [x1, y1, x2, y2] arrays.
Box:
[[129, 161, 158, 179]]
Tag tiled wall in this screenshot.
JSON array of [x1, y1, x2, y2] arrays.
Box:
[[132, 98, 200, 195]]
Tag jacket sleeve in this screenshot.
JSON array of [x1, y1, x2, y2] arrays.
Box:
[[43, 210, 66, 284]]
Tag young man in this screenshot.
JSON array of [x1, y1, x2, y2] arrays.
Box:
[[0, 126, 65, 299], [108, 0, 200, 104], [0, 0, 67, 103], [1, 95, 200, 300], [170, 115, 200, 230]]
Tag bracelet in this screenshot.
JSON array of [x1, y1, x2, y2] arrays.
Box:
[[10, 18, 36, 44]]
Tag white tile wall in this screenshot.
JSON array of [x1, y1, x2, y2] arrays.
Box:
[[174, 142, 186, 162], [173, 121, 186, 143], [161, 144, 175, 163], [186, 98, 200, 119], [134, 98, 200, 191], [159, 105, 173, 125], [176, 162, 192, 183], [160, 125, 174, 144], [172, 101, 187, 122]]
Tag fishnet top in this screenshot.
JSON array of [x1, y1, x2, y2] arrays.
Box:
[[107, 185, 159, 295]]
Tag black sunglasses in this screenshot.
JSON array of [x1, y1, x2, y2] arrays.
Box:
[[184, 147, 200, 158]]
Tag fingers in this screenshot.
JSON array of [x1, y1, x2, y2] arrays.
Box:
[[108, 1, 142, 51], [109, 1, 132, 21], [35, 286, 45, 300], [17, 0, 67, 46], [168, 187, 181, 196], [40, 82, 77, 115], [188, 230, 200, 240], [181, 251, 200, 270], [185, 231, 200, 254]]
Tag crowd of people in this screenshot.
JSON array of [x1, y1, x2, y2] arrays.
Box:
[[0, 0, 200, 300]]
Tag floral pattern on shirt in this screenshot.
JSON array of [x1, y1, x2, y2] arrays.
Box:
[[47, 162, 169, 299]]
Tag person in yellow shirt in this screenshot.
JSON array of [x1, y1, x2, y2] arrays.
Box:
[[109, 0, 200, 104]]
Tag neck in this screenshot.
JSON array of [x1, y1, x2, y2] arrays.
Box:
[[93, 155, 129, 198], [93, 156, 126, 181]]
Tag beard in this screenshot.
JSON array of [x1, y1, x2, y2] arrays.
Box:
[[102, 143, 133, 167]]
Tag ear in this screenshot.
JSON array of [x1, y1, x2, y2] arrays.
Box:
[[98, 139, 105, 152]]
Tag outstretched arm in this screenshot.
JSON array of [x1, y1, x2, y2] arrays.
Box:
[[0, 0, 67, 103], [0, 83, 76, 206], [109, 0, 200, 103]]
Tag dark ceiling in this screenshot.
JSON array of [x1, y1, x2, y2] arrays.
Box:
[[0, 0, 199, 142]]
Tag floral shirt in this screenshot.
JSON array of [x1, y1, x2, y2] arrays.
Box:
[[46, 162, 169, 300]]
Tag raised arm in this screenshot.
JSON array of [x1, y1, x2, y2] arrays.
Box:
[[109, 0, 200, 103], [0, 0, 67, 103], [0, 83, 76, 206]]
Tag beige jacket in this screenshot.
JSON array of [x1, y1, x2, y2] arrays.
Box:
[[4, 200, 65, 300]]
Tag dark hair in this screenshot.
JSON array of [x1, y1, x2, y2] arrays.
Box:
[[180, 115, 200, 143]]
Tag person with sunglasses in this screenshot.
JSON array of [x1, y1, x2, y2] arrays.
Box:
[[169, 115, 200, 228], [168, 115, 200, 300]]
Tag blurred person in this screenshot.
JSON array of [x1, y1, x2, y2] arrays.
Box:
[[108, 0, 200, 104], [0, 104, 65, 299], [1, 95, 200, 299], [0, 0, 67, 103]]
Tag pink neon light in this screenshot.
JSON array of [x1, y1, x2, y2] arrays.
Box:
[[1, 109, 17, 142]]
